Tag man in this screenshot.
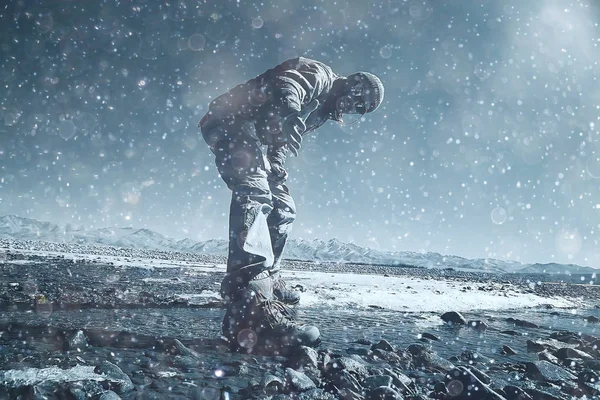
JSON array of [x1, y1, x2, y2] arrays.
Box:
[[199, 57, 384, 354]]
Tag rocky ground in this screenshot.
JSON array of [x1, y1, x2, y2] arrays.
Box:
[[2, 240, 600, 399]]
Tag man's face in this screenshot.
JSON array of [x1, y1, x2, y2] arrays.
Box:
[[335, 82, 374, 116]]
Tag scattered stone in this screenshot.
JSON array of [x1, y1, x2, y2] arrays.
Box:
[[346, 347, 373, 357], [549, 330, 583, 345], [421, 333, 439, 341], [506, 318, 539, 329], [286, 368, 316, 392], [297, 388, 337, 400], [523, 387, 564, 400], [290, 346, 320, 369], [383, 368, 416, 395], [173, 339, 202, 360], [371, 339, 395, 353], [372, 348, 403, 364], [98, 390, 121, 400], [500, 345, 517, 356], [503, 385, 533, 400], [441, 311, 467, 325], [538, 350, 560, 365], [362, 375, 393, 391], [94, 361, 134, 394], [524, 360, 576, 382], [526, 339, 562, 353], [555, 347, 594, 361], [68, 330, 89, 351], [499, 330, 521, 336], [69, 380, 105, 400], [584, 359, 600, 371], [367, 385, 403, 399], [261, 374, 285, 394], [444, 366, 505, 399]]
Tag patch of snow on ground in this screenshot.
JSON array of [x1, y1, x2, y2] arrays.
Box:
[[0, 365, 102, 387]]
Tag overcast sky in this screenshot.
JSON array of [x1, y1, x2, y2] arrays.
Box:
[[1, 0, 600, 267]]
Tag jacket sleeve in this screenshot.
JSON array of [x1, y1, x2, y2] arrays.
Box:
[[267, 143, 289, 166], [263, 59, 336, 164]]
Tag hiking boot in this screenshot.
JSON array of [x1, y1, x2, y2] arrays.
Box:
[[272, 273, 301, 305], [222, 273, 320, 355]]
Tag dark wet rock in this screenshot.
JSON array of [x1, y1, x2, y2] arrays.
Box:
[[290, 346, 320, 370], [336, 387, 364, 399], [465, 366, 491, 385], [190, 386, 223, 400], [171, 355, 201, 371], [173, 339, 203, 360], [506, 318, 539, 329], [586, 315, 600, 323], [468, 320, 489, 331], [347, 347, 374, 357], [583, 359, 600, 371], [412, 350, 455, 373], [526, 340, 559, 353], [503, 385, 533, 400], [458, 350, 491, 365], [326, 356, 369, 377], [355, 338, 373, 346], [406, 343, 431, 356], [383, 368, 416, 395], [561, 358, 582, 369], [421, 333, 439, 341], [578, 369, 600, 384], [561, 380, 585, 398], [297, 388, 337, 399], [29, 381, 66, 400], [524, 360, 576, 382], [500, 330, 522, 336], [372, 348, 403, 364], [98, 390, 121, 400], [261, 374, 286, 394], [440, 311, 467, 325], [554, 347, 594, 361], [538, 351, 560, 365], [68, 330, 89, 351], [286, 368, 316, 392], [444, 366, 506, 399], [523, 387, 564, 400], [94, 361, 134, 393], [372, 339, 395, 353], [500, 345, 517, 356], [69, 380, 105, 399], [549, 330, 583, 345], [366, 385, 404, 399], [363, 375, 394, 391], [327, 369, 363, 394]]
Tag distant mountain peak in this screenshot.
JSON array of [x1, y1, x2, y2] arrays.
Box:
[[0, 214, 596, 274]]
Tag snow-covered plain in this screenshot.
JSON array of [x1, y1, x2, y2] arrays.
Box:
[[6, 247, 577, 313]]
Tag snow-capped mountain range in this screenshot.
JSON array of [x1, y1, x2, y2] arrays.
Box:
[[0, 215, 596, 274]]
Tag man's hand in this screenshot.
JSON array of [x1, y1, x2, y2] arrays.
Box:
[[280, 99, 320, 157]]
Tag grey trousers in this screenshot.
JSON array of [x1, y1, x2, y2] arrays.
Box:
[[200, 114, 296, 300]]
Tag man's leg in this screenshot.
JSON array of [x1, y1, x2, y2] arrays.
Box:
[[201, 117, 319, 353], [205, 123, 275, 298], [267, 182, 296, 272], [267, 183, 301, 305]]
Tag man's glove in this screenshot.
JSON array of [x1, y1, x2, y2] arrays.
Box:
[[267, 161, 288, 185], [280, 99, 320, 157]]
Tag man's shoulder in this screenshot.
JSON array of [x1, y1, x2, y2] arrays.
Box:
[[280, 57, 334, 73]]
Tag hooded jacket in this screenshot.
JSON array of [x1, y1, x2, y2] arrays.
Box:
[[205, 57, 341, 164]]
